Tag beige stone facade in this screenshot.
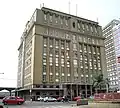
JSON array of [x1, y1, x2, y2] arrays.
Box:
[[17, 7, 106, 100]]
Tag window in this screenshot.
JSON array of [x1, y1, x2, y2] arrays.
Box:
[[66, 42, 70, 50], [61, 58, 64, 63], [73, 22, 75, 28], [43, 65, 46, 72], [55, 16, 58, 23], [44, 38, 47, 46], [86, 24, 89, 31], [61, 18, 63, 24], [82, 23, 85, 30], [56, 79, 59, 82], [44, 14, 47, 21], [56, 58, 58, 63], [73, 59, 77, 66], [49, 38, 53, 47], [78, 22, 80, 29], [55, 66, 59, 73], [90, 25, 93, 32], [84, 45, 87, 52], [79, 44, 82, 52], [61, 41, 64, 49], [65, 19, 68, 26], [55, 51, 59, 57], [73, 35, 76, 41], [55, 40, 59, 48], [61, 52, 64, 58], [49, 57, 53, 63], [66, 34, 69, 39], [50, 15, 52, 22], [88, 46, 91, 53], [74, 52, 77, 58], [73, 44, 77, 50], [94, 26, 97, 33]]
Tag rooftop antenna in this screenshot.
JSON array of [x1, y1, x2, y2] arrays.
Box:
[[76, 4, 78, 16], [69, 1, 71, 14]]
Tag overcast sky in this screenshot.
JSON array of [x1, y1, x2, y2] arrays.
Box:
[[0, 0, 119, 87]]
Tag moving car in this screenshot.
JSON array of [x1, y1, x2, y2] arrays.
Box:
[[37, 96, 44, 101], [2, 96, 25, 105], [72, 96, 81, 101], [56, 97, 63, 102], [44, 97, 57, 102]]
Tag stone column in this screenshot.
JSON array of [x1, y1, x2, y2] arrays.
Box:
[[85, 85, 87, 98], [76, 84, 78, 96], [90, 85, 93, 96], [70, 84, 72, 100]]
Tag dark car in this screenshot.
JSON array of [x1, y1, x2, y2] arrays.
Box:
[[2, 96, 25, 105]]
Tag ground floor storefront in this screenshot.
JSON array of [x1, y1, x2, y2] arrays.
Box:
[[17, 84, 93, 100]]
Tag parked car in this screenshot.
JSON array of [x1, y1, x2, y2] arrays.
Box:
[[37, 96, 44, 101], [72, 96, 81, 101], [44, 97, 57, 102], [56, 97, 63, 102], [2, 96, 25, 105]]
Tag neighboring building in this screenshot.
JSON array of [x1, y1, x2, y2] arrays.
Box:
[[17, 7, 106, 100], [113, 23, 120, 90], [103, 19, 120, 90]]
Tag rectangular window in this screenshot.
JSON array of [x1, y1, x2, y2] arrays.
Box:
[[55, 51, 59, 57], [88, 46, 91, 53], [73, 35, 76, 41], [50, 15, 52, 22], [61, 52, 64, 57], [65, 19, 68, 26], [49, 38, 53, 47], [73, 59, 77, 66], [44, 14, 47, 21], [79, 44, 82, 52], [84, 45, 87, 52], [43, 65, 46, 72], [44, 38, 47, 46], [49, 57, 53, 63], [43, 47, 47, 53], [73, 44, 77, 50], [61, 41, 64, 49], [55, 40, 59, 48]]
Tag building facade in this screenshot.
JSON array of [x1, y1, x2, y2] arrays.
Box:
[[17, 7, 106, 100], [113, 23, 120, 90], [103, 20, 120, 90]]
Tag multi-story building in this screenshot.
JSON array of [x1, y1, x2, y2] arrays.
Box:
[[17, 7, 106, 100], [103, 19, 120, 90]]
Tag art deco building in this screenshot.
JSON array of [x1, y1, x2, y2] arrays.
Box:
[[103, 20, 120, 90], [17, 7, 106, 100]]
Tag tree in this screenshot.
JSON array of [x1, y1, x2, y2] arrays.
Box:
[[104, 78, 110, 93], [92, 73, 110, 93], [92, 73, 104, 93]]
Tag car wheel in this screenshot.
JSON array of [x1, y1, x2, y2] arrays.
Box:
[[18, 102, 22, 105], [4, 102, 7, 105]]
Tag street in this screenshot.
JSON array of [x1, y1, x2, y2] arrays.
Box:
[[1, 101, 79, 108]]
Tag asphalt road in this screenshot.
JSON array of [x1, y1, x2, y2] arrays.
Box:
[[1, 101, 78, 108]]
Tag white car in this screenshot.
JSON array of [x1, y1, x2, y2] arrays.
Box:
[[44, 97, 57, 102], [37, 96, 44, 101]]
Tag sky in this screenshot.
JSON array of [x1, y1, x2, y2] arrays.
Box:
[[0, 0, 119, 88]]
